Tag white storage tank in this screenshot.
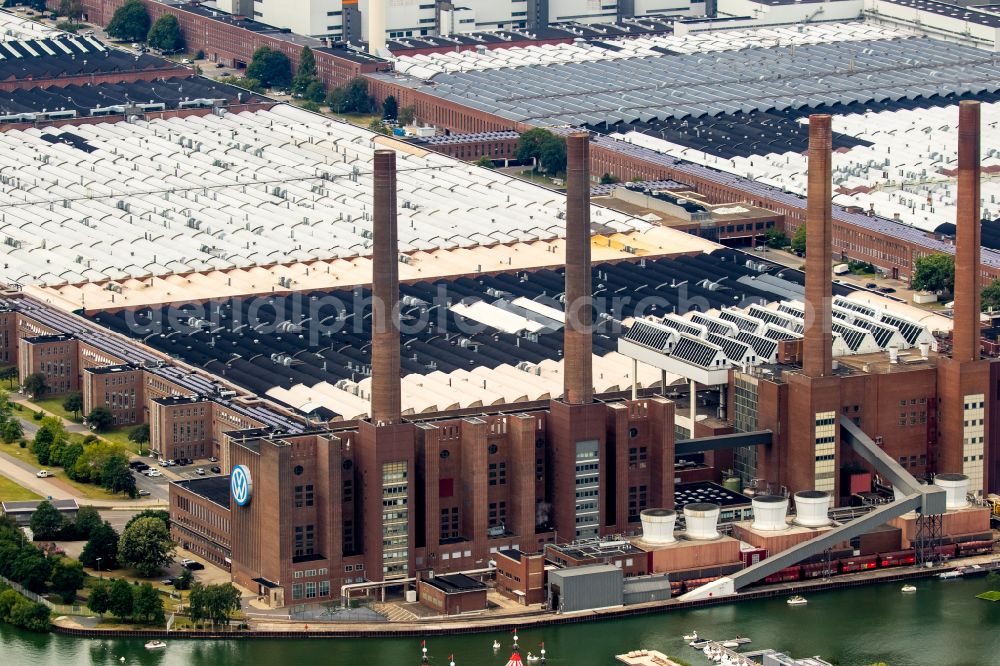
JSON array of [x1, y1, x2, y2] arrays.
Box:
[[934, 473, 970, 510], [751, 495, 789, 531], [793, 490, 832, 527], [639, 508, 677, 544], [683, 502, 720, 540]]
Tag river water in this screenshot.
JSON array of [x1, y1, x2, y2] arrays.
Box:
[[2, 577, 998, 666]]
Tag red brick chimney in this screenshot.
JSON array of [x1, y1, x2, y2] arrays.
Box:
[[371, 149, 402, 424], [803, 114, 834, 378], [953, 100, 982, 363], [563, 132, 594, 404]]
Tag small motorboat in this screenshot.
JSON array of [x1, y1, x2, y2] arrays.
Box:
[[492, 641, 501, 651], [721, 641, 739, 649], [690, 639, 712, 649], [526, 653, 539, 662], [939, 569, 963, 580], [144, 640, 167, 650], [683, 631, 698, 641], [901, 584, 917, 593], [787, 595, 808, 606]]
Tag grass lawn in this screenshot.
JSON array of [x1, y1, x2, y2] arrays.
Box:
[[976, 590, 1000, 601], [0, 474, 41, 501], [0, 440, 133, 502], [330, 112, 381, 128], [31, 397, 83, 424]]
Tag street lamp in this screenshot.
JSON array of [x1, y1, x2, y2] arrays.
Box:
[[96, 557, 102, 579]]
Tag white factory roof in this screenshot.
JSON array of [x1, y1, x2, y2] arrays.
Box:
[[613, 101, 1000, 234], [0, 9, 60, 42], [265, 351, 682, 420], [393, 22, 912, 81], [0, 104, 649, 288]]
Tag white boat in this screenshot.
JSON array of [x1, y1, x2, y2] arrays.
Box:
[[683, 631, 698, 641], [787, 595, 808, 606], [526, 653, 539, 662], [939, 569, 963, 579], [722, 641, 739, 649], [690, 639, 712, 649], [144, 640, 167, 650], [493, 641, 501, 651], [901, 584, 917, 593]]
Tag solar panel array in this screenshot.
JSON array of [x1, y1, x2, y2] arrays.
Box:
[[0, 104, 645, 287], [420, 37, 1000, 127], [393, 22, 911, 80]]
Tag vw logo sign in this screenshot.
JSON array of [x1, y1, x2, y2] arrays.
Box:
[[231, 465, 252, 507]]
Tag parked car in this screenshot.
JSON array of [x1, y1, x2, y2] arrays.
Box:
[[214, 62, 225, 68], [137, 489, 151, 497], [166, 460, 177, 466], [35, 470, 53, 478], [181, 58, 192, 65], [209, 457, 218, 463], [145, 469, 162, 478], [879, 287, 897, 294], [865, 282, 877, 289], [135, 463, 150, 472], [195, 468, 206, 475], [183, 561, 205, 571], [210, 466, 222, 474]]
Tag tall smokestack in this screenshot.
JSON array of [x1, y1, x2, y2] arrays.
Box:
[[368, 0, 387, 55], [803, 115, 833, 378], [563, 132, 593, 404], [371, 149, 401, 424], [953, 100, 982, 363]]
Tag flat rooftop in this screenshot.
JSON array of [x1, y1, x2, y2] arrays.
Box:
[[421, 573, 487, 594], [675, 481, 753, 509], [547, 539, 646, 561], [173, 475, 231, 509]]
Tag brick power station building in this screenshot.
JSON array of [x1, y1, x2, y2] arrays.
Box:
[[165, 110, 995, 608]]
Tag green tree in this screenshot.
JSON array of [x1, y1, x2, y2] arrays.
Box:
[[516, 128, 566, 175], [80, 520, 118, 570], [10, 549, 52, 593], [173, 566, 193, 591], [125, 510, 170, 532], [599, 172, 620, 185], [912, 253, 954, 294], [134, 582, 165, 624], [128, 423, 150, 447], [539, 136, 567, 176], [983, 278, 1000, 312], [764, 228, 789, 249], [106, 0, 150, 42], [146, 14, 184, 53], [398, 105, 415, 126], [246, 46, 291, 89], [59, 0, 83, 19], [0, 419, 22, 444], [0, 366, 18, 388], [59, 440, 84, 474], [50, 558, 86, 604], [368, 118, 389, 135], [291, 46, 321, 98], [86, 406, 114, 432], [217, 75, 265, 94], [8, 599, 50, 632], [31, 427, 53, 465], [474, 156, 494, 169], [303, 80, 326, 104], [100, 454, 137, 498], [326, 78, 374, 114], [29, 501, 65, 540], [0, 589, 20, 620], [189, 582, 241, 628], [791, 224, 807, 255], [118, 517, 174, 577], [382, 95, 398, 120], [107, 578, 134, 621], [62, 393, 83, 419], [87, 580, 110, 614], [74, 506, 103, 540], [22, 372, 46, 398]]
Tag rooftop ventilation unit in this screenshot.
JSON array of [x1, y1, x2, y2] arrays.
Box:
[[639, 508, 677, 544]]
